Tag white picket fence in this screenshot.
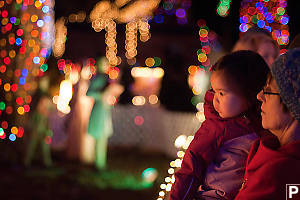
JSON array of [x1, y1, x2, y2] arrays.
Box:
[[110, 105, 201, 157]]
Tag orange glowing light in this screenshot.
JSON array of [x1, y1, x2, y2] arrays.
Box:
[[17, 107, 25, 115]]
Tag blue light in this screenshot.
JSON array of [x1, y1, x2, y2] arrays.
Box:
[[37, 20, 44, 27], [257, 20, 265, 28], [141, 168, 158, 183], [265, 12, 272, 20], [15, 38, 22, 46], [256, 2, 263, 10], [9, 134, 16, 141], [239, 23, 248, 32], [266, 17, 274, 23], [21, 69, 28, 77], [176, 8, 186, 18], [279, 0, 287, 8], [42, 5, 49, 13], [33, 57, 40, 64], [264, 26, 272, 32], [240, 16, 248, 24], [43, 16, 51, 22], [42, 32, 49, 39], [19, 77, 26, 85], [281, 16, 289, 25], [154, 15, 164, 24], [10, 17, 17, 24], [262, 7, 268, 15]]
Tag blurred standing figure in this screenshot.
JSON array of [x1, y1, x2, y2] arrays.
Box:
[[232, 27, 280, 66], [86, 58, 124, 170], [24, 77, 54, 167]]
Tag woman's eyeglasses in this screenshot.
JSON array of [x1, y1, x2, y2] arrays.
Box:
[[262, 87, 280, 96]]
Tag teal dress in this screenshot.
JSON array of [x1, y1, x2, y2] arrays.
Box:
[[86, 74, 113, 169]]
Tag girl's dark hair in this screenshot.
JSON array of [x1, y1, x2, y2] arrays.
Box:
[[211, 50, 270, 111]]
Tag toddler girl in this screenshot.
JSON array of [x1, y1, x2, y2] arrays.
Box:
[[169, 50, 270, 200]]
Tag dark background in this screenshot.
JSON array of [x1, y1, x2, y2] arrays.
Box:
[[54, 0, 300, 59]]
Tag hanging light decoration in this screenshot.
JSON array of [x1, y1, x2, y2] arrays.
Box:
[[90, 0, 160, 66], [239, 0, 289, 47]]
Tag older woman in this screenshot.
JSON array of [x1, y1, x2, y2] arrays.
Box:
[[235, 48, 300, 199]]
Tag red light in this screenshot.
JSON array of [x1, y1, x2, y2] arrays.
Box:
[[0, 65, 6, 73], [45, 136, 52, 144], [5, 23, 12, 31], [17, 127, 24, 137], [6, 106, 13, 115], [16, 29, 23, 36], [1, 50, 7, 57], [1, 121, 8, 129], [16, 97, 23, 105], [24, 105, 30, 112], [134, 116, 144, 126], [1, 10, 8, 18], [4, 57, 10, 65], [14, 69, 21, 77], [11, 83, 18, 92]]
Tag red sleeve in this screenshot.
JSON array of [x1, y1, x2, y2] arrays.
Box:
[[169, 119, 225, 200]]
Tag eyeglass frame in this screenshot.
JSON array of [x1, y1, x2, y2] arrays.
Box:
[[262, 87, 280, 96]]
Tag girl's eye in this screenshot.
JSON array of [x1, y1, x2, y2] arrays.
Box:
[[219, 92, 224, 96]]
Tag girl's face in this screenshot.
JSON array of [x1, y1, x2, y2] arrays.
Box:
[[210, 71, 249, 119]]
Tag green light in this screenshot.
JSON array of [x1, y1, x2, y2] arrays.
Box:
[[251, 15, 258, 24], [154, 57, 161, 66], [0, 102, 5, 111], [0, 128, 4, 134], [191, 95, 201, 106], [197, 49, 203, 56], [40, 64, 48, 72], [277, 7, 285, 16], [14, 18, 20, 25], [15, 4, 22, 10], [163, 2, 173, 10]]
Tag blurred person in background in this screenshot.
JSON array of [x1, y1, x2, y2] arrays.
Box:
[[232, 26, 280, 67]]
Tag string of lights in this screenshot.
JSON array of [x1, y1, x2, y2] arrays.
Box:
[[0, 0, 54, 141]]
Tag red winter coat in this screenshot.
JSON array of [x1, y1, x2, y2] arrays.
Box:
[[169, 90, 262, 200], [235, 135, 300, 200]]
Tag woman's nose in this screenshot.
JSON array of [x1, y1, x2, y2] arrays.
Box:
[[257, 90, 265, 102]]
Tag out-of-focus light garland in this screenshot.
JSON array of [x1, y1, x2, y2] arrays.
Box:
[[187, 19, 220, 120], [0, 0, 54, 141], [217, 0, 232, 17], [52, 17, 67, 58], [90, 0, 159, 65], [156, 134, 194, 200], [153, 0, 191, 25], [125, 18, 151, 64], [239, 0, 289, 47]]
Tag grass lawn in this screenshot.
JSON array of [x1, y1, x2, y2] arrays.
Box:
[[0, 143, 172, 200]]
